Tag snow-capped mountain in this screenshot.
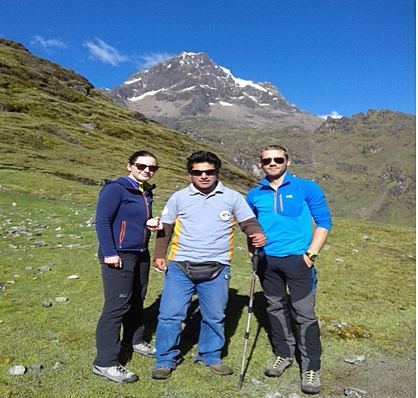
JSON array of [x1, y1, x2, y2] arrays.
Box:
[[102, 52, 323, 132]]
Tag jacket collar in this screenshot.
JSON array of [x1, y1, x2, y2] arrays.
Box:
[[260, 171, 292, 189]]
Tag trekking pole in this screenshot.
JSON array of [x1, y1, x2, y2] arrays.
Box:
[[236, 248, 260, 390]]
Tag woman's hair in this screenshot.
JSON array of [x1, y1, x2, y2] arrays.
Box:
[[259, 145, 289, 160], [128, 150, 158, 164], [186, 151, 222, 172]]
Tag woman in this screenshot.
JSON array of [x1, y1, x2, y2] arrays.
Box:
[[92, 150, 160, 383]]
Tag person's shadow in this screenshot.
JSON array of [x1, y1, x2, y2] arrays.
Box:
[[138, 288, 270, 364]]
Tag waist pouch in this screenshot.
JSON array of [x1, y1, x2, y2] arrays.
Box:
[[175, 261, 225, 283]]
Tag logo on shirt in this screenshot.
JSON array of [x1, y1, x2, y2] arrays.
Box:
[[219, 210, 231, 221], [286, 195, 293, 199]]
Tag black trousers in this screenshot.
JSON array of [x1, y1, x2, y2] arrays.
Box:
[[94, 250, 150, 367], [257, 254, 321, 371]]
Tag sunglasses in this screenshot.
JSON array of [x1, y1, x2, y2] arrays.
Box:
[[260, 157, 286, 166], [132, 163, 159, 172], [189, 169, 217, 176]]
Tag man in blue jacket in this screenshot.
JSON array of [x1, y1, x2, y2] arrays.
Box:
[[246, 145, 332, 395]]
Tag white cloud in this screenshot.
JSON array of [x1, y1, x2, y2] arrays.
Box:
[[318, 111, 343, 119], [31, 35, 67, 50], [84, 38, 129, 66], [139, 52, 173, 69]]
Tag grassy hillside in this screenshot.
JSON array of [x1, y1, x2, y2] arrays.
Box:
[[1, 38, 415, 228], [0, 191, 415, 397], [0, 38, 257, 205], [179, 111, 416, 227], [0, 38, 415, 397]]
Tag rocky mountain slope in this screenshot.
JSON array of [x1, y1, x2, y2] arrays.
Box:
[[0, 38, 415, 227], [101, 52, 323, 132], [0, 38, 257, 203]]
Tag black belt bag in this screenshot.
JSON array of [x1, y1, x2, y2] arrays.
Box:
[[175, 261, 225, 283]]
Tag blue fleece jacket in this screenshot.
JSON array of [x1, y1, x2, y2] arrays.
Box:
[[246, 172, 332, 257], [95, 177, 155, 257]]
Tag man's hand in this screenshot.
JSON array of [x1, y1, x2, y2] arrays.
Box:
[[303, 254, 315, 268], [104, 255, 123, 268], [249, 233, 267, 248], [154, 258, 167, 271]]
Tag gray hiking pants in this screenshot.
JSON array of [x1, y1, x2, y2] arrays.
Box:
[[257, 254, 321, 371]]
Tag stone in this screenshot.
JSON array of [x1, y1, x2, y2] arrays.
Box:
[[264, 392, 282, 398], [251, 378, 267, 387], [55, 297, 68, 302], [33, 241, 46, 247], [343, 387, 368, 397], [52, 362, 64, 370], [344, 355, 366, 364], [7, 365, 26, 376]]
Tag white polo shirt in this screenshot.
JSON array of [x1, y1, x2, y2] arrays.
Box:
[[160, 181, 256, 264]]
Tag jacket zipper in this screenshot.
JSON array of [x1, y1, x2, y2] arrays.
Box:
[[118, 220, 126, 248], [140, 192, 150, 248], [273, 191, 283, 213], [273, 191, 277, 213]]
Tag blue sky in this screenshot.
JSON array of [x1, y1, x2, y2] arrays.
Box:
[[1, 0, 416, 118]]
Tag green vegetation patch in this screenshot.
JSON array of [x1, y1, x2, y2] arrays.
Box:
[[0, 191, 415, 397]]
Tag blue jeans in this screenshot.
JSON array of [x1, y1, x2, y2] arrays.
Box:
[[154, 262, 230, 369]]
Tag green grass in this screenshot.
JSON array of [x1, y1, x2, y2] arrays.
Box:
[[1, 39, 415, 396], [0, 191, 415, 397]]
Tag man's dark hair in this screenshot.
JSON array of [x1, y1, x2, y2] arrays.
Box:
[[128, 150, 158, 164], [186, 151, 222, 172]]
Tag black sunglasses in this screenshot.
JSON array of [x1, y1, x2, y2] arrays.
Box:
[[132, 163, 159, 172], [260, 157, 286, 166], [189, 169, 217, 176]]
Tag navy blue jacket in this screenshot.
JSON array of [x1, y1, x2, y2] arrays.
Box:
[[95, 177, 155, 257]]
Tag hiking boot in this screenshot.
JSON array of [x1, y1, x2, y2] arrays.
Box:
[[92, 364, 138, 383], [151, 367, 172, 380], [301, 370, 321, 394], [132, 341, 156, 357], [196, 360, 233, 376], [264, 356, 293, 377], [208, 363, 233, 376]]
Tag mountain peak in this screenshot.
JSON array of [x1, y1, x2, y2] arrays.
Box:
[[103, 52, 323, 132]]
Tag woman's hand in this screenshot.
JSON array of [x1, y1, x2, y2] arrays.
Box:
[[146, 217, 163, 231]]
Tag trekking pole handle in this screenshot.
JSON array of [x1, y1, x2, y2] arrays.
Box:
[[252, 248, 260, 272]]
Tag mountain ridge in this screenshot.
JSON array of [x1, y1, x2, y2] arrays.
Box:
[[0, 38, 415, 227], [101, 52, 323, 132]]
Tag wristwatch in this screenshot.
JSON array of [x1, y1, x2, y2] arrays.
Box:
[[305, 252, 318, 261]]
